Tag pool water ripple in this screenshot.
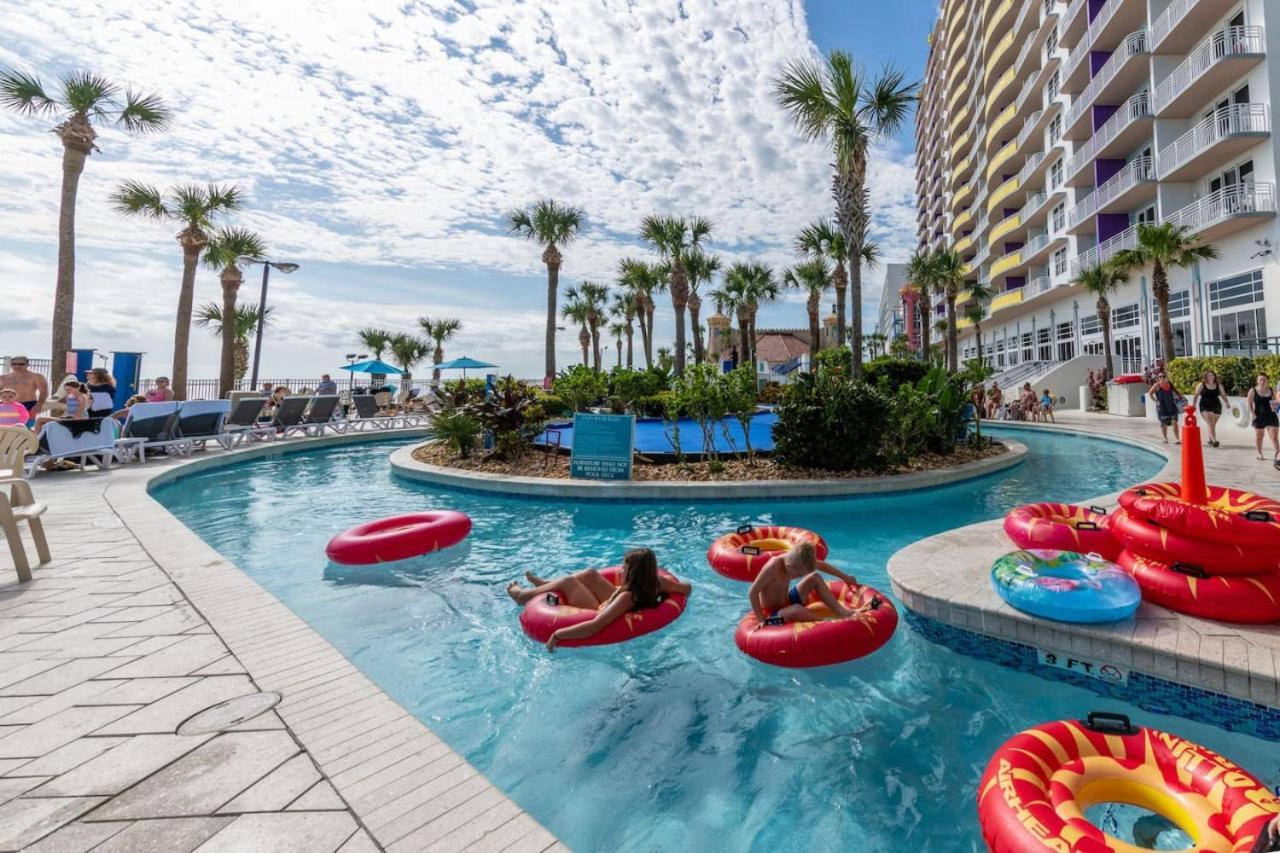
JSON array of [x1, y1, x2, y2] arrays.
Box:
[[155, 428, 1279, 852]]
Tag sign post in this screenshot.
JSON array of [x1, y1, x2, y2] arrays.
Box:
[[569, 412, 635, 480]]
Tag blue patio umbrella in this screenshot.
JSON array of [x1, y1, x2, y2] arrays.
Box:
[[435, 356, 498, 379], [341, 359, 404, 375]]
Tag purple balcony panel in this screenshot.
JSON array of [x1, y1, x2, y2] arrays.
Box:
[[1092, 104, 1118, 133], [1095, 158, 1124, 185], [1004, 208, 1019, 219], [1088, 0, 1106, 23], [1090, 51, 1112, 77], [1097, 213, 1129, 243], [1005, 277, 1026, 291], [1004, 241, 1025, 255]]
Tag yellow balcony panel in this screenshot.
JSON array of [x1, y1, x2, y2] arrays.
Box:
[[985, 67, 1017, 118], [986, 140, 1016, 180], [985, 103, 1017, 148], [957, 315, 975, 330], [951, 184, 974, 212], [983, 0, 1014, 45], [949, 129, 972, 162], [954, 234, 975, 254], [983, 31, 1016, 83], [990, 288, 1024, 313], [989, 213, 1022, 244], [955, 156, 973, 179], [987, 176, 1020, 213], [948, 101, 972, 137], [955, 288, 973, 307], [947, 76, 971, 114], [953, 209, 974, 232], [990, 251, 1023, 278]]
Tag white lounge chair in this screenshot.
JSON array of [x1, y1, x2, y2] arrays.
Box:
[[224, 397, 275, 445], [25, 419, 119, 476], [284, 395, 341, 438], [0, 428, 50, 581], [116, 402, 190, 460]]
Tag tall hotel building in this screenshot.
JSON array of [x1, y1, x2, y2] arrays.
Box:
[[912, 0, 1279, 380]]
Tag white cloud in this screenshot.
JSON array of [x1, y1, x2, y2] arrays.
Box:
[[0, 0, 918, 379]]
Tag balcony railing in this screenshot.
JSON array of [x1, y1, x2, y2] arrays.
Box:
[[1016, 109, 1044, 152], [1157, 103, 1270, 178], [1065, 29, 1149, 129], [1069, 155, 1154, 226], [1151, 0, 1194, 47], [1153, 26, 1265, 113], [1021, 191, 1048, 222], [1058, 0, 1086, 41], [1018, 150, 1046, 184], [1066, 92, 1150, 178], [1163, 182, 1276, 234], [1028, 275, 1053, 297], [1069, 225, 1137, 277]]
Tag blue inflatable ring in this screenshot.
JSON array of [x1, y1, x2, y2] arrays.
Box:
[[990, 549, 1141, 624]]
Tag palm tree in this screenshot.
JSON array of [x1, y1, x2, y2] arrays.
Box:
[[684, 250, 721, 364], [783, 258, 831, 365], [1073, 262, 1128, 379], [561, 297, 591, 368], [609, 322, 627, 368], [505, 200, 585, 381], [725, 261, 779, 371], [709, 279, 746, 368], [611, 290, 636, 368], [1112, 222, 1219, 363], [618, 258, 663, 368], [961, 280, 994, 366], [111, 182, 242, 400], [202, 227, 266, 397], [565, 282, 610, 371], [775, 54, 916, 376], [795, 220, 851, 346], [639, 214, 713, 376], [0, 68, 170, 371], [864, 331, 888, 358], [933, 247, 969, 372], [417, 317, 462, 383], [903, 250, 938, 363], [388, 333, 432, 389], [194, 302, 271, 386], [356, 327, 393, 362]]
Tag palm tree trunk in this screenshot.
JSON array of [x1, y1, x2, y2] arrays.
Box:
[[616, 340, 622, 367], [52, 137, 91, 373], [645, 306, 656, 368], [919, 295, 932, 363], [433, 347, 443, 383], [975, 325, 983, 366], [625, 324, 634, 368], [218, 269, 241, 397], [1152, 260, 1175, 364], [1099, 299, 1115, 380], [544, 253, 560, 382], [946, 295, 959, 372], [172, 242, 202, 401], [233, 338, 249, 384], [578, 327, 589, 367], [833, 262, 848, 347], [737, 308, 751, 371], [671, 266, 689, 377], [807, 295, 820, 366], [590, 323, 601, 372], [689, 293, 704, 364]]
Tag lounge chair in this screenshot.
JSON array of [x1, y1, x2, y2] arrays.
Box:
[[347, 394, 398, 431], [175, 400, 232, 450], [271, 396, 311, 435], [0, 428, 50, 581], [25, 419, 119, 476], [223, 397, 275, 445], [116, 402, 190, 460], [283, 395, 340, 438]]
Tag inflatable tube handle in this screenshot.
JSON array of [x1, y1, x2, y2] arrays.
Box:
[[1075, 521, 1099, 531], [1084, 712, 1137, 735], [545, 593, 561, 606], [736, 524, 755, 535], [741, 545, 762, 556], [1244, 510, 1273, 523], [1088, 505, 1107, 516], [1171, 562, 1208, 579]]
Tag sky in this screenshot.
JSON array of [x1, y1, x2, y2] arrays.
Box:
[[0, 0, 938, 382]]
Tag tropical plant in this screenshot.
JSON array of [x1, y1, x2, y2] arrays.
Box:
[[887, 366, 968, 461], [774, 53, 916, 375], [388, 333, 432, 386], [721, 365, 760, 463], [1112, 223, 1219, 364], [417, 316, 461, 382], [931, 247, 968, 372], [795, 219, 851, 346], [617, 257, 663, 369], [961, 280, 994, 367], [0, 68, 170, 371], [564, 281, 610, 371], [202, 227, 266, 396], [684, 250, 721, 364], [505, 199, 585, 381], [608, 322, 627, 368], [669, 363, 728, 462], [862, 356, 928, 389], [561, 296, 591, 368], [466, 376, 546, 460], [111, 181, 242, 399], [903, 250, 937, 363], [610, 290, 636, 369], [719, 261, 777, 370], [607, 367, 667, 413], [709, 276, 747, 368], [1072, 261, 1127, 379], [433, 409, 481, 459], [356, 327, 393, 361], [773, 368, 891, 471], [193, 302, 272, 386], [863, 332, 888, 358], [553, 364, 609, 412], [640, 214, 713, 376], [782, 258, 831, 364]]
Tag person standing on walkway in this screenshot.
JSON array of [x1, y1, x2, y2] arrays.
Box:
[[0, 357, 48, 427], [1148, 372, 1182, 444], [1246, 373, 1280, 461], [1192, 370, 1228, 448]]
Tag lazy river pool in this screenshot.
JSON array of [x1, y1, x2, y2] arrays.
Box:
[[153, 427, 1278, 851]]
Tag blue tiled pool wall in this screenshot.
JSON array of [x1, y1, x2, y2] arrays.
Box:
[[905, 611, 1280, 741]]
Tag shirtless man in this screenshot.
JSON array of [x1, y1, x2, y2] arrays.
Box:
[[0, 357, 48, 426], [748, 542, 865, 624]]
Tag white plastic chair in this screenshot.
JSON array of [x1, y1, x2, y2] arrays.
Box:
[[0, 428, 50, 581]]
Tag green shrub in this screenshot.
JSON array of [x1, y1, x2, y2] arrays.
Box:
[[1167, 356, 1253, 395], [773, 371, 891, 471], [757, 381, 784, 405], [440, 378, 486, 408], [885, 366, 968, 462], [536, 393, 572, 419], [670, 363, 729, 460], [607, 367, 666, 412], [721, 366, 760, 462], [553, 365, 608, 412], [863, 356, 929, 390], [631, 392, 674, 417], [466, 376, 546, 460], [432, 410, 481, 459], [812, 347, 852, 377]]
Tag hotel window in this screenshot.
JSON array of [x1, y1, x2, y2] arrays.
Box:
[[1112, 304, 1140, 329], [1048, 114, 1062, 145], [1051, 203, 1065, 233], [1037, 327, 1052, 361], [1021, 332, 1034, 362], [1081, 314, 1101, 336], [1052, 247, 1069, 277], [1056, 321, 1075, 361], [1047, 71, 1060, 103], [1136, 205, 1156, 225], [995, 339, 1006, 367], [1152, 291, 1191, 359], [1209, 270, 1267, 350], [1049, 159, 1063, 189]]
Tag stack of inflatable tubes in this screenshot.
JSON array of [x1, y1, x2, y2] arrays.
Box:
[[978, 713, 1280, 852], [734, 581, 897, 668], [1106, 483, 1280, 624], [519, 566, 688, 647], [706, 525, 828, 582], [1003, 502, 1121, 560]]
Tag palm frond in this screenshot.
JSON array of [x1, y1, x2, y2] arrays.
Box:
[[117, 88, 170, 133], [860, 240, 881, 268], [773, 58, 836, 143], [417, 316, 462, 345], [202, 226, 266, 271], [0, 68, 56, 116], [60, 71, 117, 114], [194, 301, 271, 339], [506, 199, 584, 246], [111, 180, 167, 219], [860, 64, 918, 138], [205, 183, 244, 213]]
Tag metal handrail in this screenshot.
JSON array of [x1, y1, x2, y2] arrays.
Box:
[[1066, 93, 1150, 178], [1163, 182, 1277, 234], [1069, 155, 1154, 226], [1153, 26, 1265, 112], [1158, 103, 1270, 177], [1065, 30, 1150, 128], [1069, 225, 1137, 277], [1151, 0, 1192, 47]]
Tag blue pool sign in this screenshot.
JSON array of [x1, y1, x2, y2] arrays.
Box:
[[569, 413, 635, 480]]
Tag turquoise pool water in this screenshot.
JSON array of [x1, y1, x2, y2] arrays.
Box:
[[154, 428, 1278, 851]]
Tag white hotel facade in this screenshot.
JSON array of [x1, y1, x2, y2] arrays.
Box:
[[913, 0, 1280, 383]]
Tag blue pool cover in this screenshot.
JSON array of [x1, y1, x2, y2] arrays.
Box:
[[536, 412, 778, 455]]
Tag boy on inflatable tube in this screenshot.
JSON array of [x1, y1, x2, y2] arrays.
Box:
[[747, 542, 866, 624]]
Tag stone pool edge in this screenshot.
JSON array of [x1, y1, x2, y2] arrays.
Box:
[[887, 418, 1280, 734], [108, 428, 565, 851], [388, 439, 1028, 500]]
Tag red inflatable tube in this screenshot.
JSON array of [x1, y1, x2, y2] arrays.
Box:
[[518, 566, 688, 647], [1117, 550, 1280, 624], [1107, 507, 1279, 575], [1118, 482, 1280, 547], [706, 525, 828, 582], [734, 582, 897, 668], [325, 511, 471, 565], [1003, 502, 1121, 560], [978, 715, 1280, 853]]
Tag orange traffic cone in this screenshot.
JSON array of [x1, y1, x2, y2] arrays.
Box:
[[1180, 404, 1208, 505]]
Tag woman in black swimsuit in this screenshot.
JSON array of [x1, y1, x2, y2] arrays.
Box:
[[1246, 373, 1280, 461], [1192, 369, 1229, 448]]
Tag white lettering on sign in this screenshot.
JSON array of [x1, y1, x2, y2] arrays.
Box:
[[1037, 649, 1128, 685]]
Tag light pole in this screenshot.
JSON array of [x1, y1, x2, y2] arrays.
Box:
[[241, 258, 300, 390], [345, 353, 366, 393]]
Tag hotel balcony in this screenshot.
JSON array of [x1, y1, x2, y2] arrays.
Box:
[[1020, 187, 1062, 230], [1023, 231, 1068, 268], [1068, 155, 1156, 232], [1065, 92, 1152, 186], [1163, 182, 1276, 241], [1062, 0, 1147, 93], [983, 0, 1017, 53], [990, 248, 1023, 279], [951, 182, 975, 215], [1151, 0, 1237, 52], [1063, 29, 1150, 140], [1059, 0, 1087, 47], [987, 175, 1024, 214], [1158, 104, 1270, 182], [984, 0, 1035, 86], [989, 211, 1023, 247], [1153, 26, 1265, 118], [1070, 225, 1136, 277], [989, 286, 1025, 315]]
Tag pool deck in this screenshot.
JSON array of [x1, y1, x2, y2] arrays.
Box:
[[0, 430, 562, 853], [888, 410, 1280, 711]]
